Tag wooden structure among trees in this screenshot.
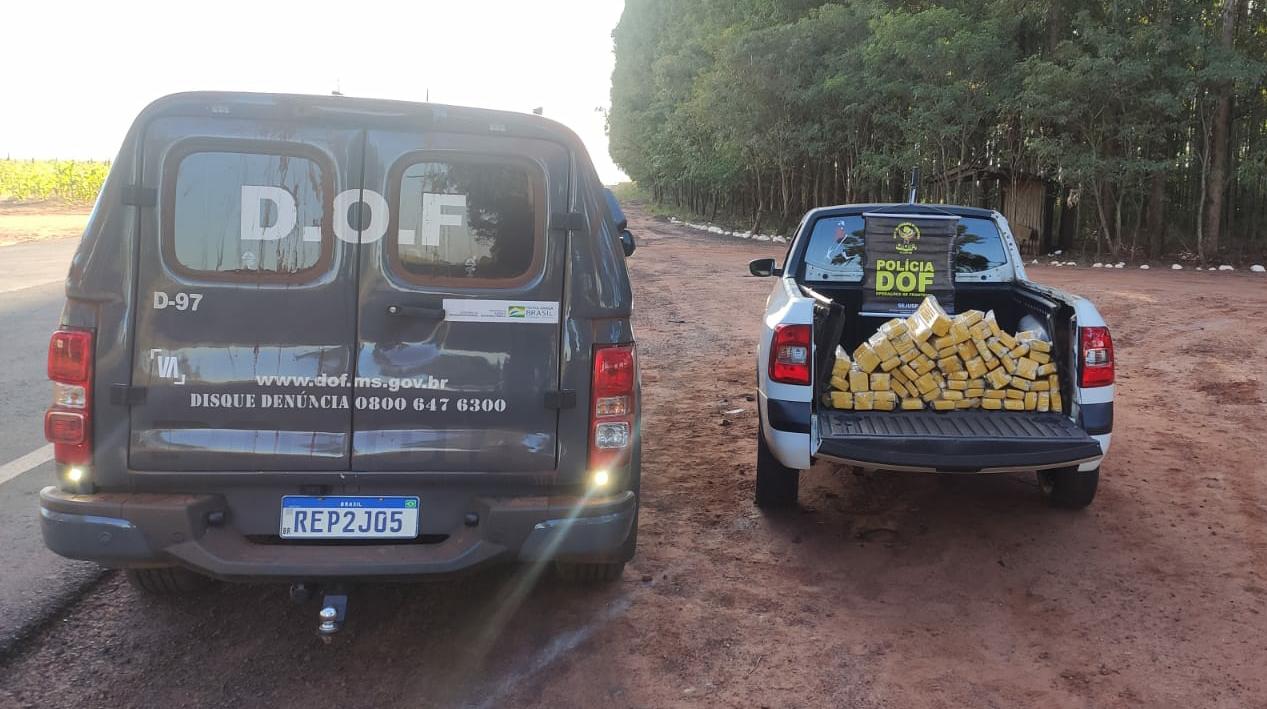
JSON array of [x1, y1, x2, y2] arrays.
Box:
[[927, 166, 1056, 258]]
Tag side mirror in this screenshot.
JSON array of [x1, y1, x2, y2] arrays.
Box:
[[619, 229, 637, 257], [749, 258, 781, 277]]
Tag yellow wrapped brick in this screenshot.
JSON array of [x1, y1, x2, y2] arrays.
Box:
[[983, 389, 1007, 400], [966, 387, 985, 398], [917, 340, 939, 359], [880, 357, 902, 372], [831, 391, 854, 409], [937, 345, 959, 359], [956, 309, 984, 327], [1014, 357, 1039, 380], [941, 390, 964, 401], [965, 357, 988, 379], [984, 310, 1003, 338], [870, 335, 899, 362], [911, 295, 953, 339], [906, 316, 931, 343], [892, 378, 911, 398], [891, 334, 916, 355], [933, 335, 955, 350], [879, 318, 909, 339], [1001, 354, 1017, 374], [932, 399, 956, 411], [982, 397, 1003, 410], [969, 378, 986, 389], [1049, 374, 1059, 390], [913, 356, 936, 375], [831, 375, 851, 392], [970, 321, 992, 341], [1037, 392, 1050, 412], [854, 392, 875, 411], [915, 372, 941, 396], [1004, 399, 1025, 411], [987, 339, 1010, 358], [950, 323, 971, 345], [1008, 343, 1030, 359], [854, 342, 881, 373], [1015, 330, 1040, 343], [947, 379, 968, 391], [1010, 377, 1033, 392], [901, 397, 924, 411], [849, 368, 869, 392], [997, 330, 1017, 349], [938, 356, 964, 373], [956, 398, 979, 409], [956, 341, 979, 362], [986, 368, 1011, 389], [1051, 391, 1063, 412], [873, 391, 897, 411], [899, 348, 921, 365], [1037, 362, 1058, 377], [1006, 389, 1025, 400], [1030, 350, 1051, 365], [1032, 379, 1050, 392], [1024, 392, 1038, 410], [832, 359, 851, 378], [870, 373, 891, 391], [899, 364, 919, 382], [948, 371, 971, 381], [922, 389, 941, 403], [1028, 338, 1052, 354]]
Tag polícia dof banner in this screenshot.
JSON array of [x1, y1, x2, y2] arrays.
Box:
[[861, 212, 958, 315]]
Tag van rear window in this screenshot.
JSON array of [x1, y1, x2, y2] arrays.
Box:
[[391, 158, 544, 287], [168, 151, 330, 279], [802, 214, 1009, 281]]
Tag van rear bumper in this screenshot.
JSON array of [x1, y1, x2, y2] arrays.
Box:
[[39, 486, 636, 582]]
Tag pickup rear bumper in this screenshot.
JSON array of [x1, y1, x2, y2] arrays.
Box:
[[816, 411, 1104, 473], [39, 486, 636, 582]]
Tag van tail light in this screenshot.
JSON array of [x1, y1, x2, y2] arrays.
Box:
[[1079, 326, 1114, 388], [45, 328, 94, 466], [769, 324, 812, 385], [589, 343, 637, 479]]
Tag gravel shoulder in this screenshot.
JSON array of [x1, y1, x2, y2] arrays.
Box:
[[1, 205, 1264, 708]]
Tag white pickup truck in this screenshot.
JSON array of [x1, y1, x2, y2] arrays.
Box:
[[751, 203, 1114, 509]]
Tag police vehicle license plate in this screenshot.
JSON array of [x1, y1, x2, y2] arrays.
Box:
[[279, 496, 419, 539]]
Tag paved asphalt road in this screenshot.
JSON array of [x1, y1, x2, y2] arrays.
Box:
[[0, 237, 102, 655]]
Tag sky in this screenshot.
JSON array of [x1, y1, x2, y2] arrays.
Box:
[[0, 0, 629, 183]]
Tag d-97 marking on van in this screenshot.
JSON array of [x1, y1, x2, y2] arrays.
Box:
[[40, 93, 642, 616]]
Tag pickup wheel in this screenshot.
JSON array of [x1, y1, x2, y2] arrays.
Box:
[[125, 567, 213, 595], [1038, 467, 1099, 509], [755, 430, 799, 509]]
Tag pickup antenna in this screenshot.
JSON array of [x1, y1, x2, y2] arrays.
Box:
[[908, 167, 920, 204]]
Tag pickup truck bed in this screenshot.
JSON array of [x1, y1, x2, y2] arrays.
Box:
[[817, 410, 1102, 473]]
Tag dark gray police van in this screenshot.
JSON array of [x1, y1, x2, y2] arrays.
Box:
[[40, 92, 640, 621]]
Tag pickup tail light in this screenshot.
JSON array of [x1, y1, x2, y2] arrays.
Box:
[[45, 328, 94, 466], [769, 324, 812, 385], [1079, 326, 1114, 387], [589, 343, 638, 482]]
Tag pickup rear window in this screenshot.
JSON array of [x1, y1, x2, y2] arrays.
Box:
[[801, 214, 1009, 281]]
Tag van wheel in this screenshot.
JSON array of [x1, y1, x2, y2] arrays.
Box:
[[555, 561, 625, 583], [1038, 467, 1099, 509], [755, 430, 799, 509], [125, 567, 213, 595]]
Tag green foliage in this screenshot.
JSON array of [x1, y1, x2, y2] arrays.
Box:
[[0, 159, 110, 203], [610, 0, 1267, 259]]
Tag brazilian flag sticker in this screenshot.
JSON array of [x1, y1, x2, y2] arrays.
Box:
[[507, 305, 527, 318]]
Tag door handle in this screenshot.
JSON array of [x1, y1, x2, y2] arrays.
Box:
[[386, 304, 446, 320]]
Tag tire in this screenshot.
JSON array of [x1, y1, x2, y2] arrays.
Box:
[[555, 561, 625, 583], [755, 429, 799, 509], [1038, 467, 1099, 509], [125, 566, 213, 595]]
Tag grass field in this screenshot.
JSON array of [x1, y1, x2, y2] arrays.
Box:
[[0, 159, 108, 203]]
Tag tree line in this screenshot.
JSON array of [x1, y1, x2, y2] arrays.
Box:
[[608, 0, 1266, 262]]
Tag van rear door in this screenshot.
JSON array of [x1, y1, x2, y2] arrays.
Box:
[[351, 131, 570, 472], [128, 117, 361, 471]]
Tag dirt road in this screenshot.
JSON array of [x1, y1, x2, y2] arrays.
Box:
[[2, 205, 1265, 708]]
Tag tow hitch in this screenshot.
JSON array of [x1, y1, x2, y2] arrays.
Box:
[[290, 583, 350, 641]]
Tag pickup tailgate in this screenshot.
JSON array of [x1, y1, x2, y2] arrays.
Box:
[[817, 410, 1102, 472]]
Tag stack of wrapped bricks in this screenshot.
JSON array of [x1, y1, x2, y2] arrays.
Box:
[[826, 296, 1063, 413]]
